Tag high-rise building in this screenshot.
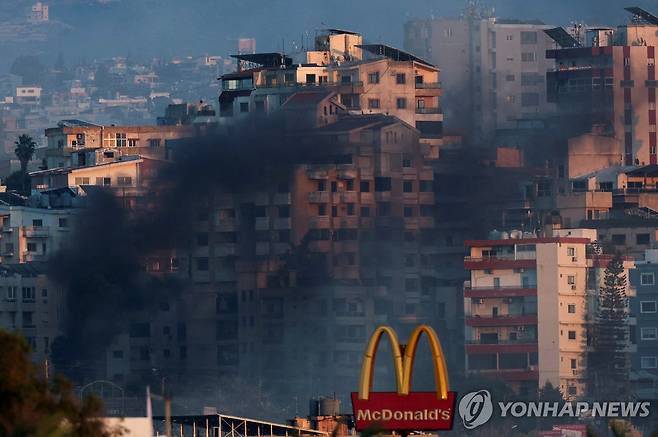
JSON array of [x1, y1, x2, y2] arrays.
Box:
[[404, 13, 555, 143], [546, 7, 658, 166], [463, 229, 635, 399]]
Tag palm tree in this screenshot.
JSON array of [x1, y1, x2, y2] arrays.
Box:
[[14, 134, 37, 174]]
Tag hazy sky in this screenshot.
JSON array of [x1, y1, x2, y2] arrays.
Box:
[[1, 0, 655, 66]]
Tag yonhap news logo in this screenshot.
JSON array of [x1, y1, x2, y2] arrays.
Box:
[[458, 390, 493, 429], [457, 390, 652, 430]]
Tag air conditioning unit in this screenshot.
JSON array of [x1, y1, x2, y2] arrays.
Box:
[[572, 257, 578, 262], [571, 285, 577, 290]]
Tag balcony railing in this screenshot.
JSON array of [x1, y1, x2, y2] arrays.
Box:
[[415, 107, 441, 114], [465, 339, 537, 345], [415, 82, 441, 89]]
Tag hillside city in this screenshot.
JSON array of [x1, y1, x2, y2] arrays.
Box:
[[0, 1, 658, 436]]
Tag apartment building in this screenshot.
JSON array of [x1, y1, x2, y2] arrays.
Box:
[[404, 14, 555, 142], [463, 229, 635, 399], [218, 29, 443, 159], [0, 263, 65, 365], [102, 95, 453, 404], [629, 249, 658, 400], [546, 7, 658, 167], [40, 119, 205, 169]]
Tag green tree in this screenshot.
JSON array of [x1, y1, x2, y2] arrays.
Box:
[[587, 254, 630, 400], [0, 330, 123, 436], [14, 134, 37, 174]]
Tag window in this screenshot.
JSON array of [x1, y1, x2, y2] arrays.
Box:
[[368, 98, 380, 109], [27, 243, 37, 252], [403, 181, 413, 192], [506, 74, 515, 81], [117, 176, 132, 186], [375, 177, 392, 191], [6, 286, 16, 300], [347, 203, 355, 216], [22, 287, 35, 302], [396, 73, 406, 84], [74, 177, 91, 185], [396, 97, 407, 109], [115, 133, 127, 147], [127, 138, 138, 147], [96, 177, 111, 186], [641, 327, 657, 340], [149, 138, 161, 148], [240, 102, 249, 113], [345, 179, 354, 191], [641, 356, 657, 369], [641, 272, 655, 285], [196, 257, 209, 271], [568, 304, 576, 313], [368, 72, 380, 84], [567, 247, 575, 257], [520, 31, 538, 44], [521, 92, 540, 106], [570, 358, 577, 369], [317, 180, 326, 191], [637, 233, 650, 245], [641, 301, 657, 313], [331, 181, 337, 192], [611, 234, 626, 245], [332, 206, 338, 217], [360, 206, 370, 217], [404, 206, 415, 217], [567, 275, 575, 285], [360, 180, 370, 192], [32, 219, 43, 227], [58, 218, 68, 228], [318, 204, 327, 216], [568, 330, 576, 340], [419, 180, 433, 192], [521, 52, 536, 62], [112, 350, 123, 359], [567, 386, 577, 396]]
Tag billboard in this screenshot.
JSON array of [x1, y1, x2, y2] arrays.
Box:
[[351, 325, 457, 431]]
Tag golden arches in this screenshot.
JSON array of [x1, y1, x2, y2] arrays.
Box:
[[357, 324, 450, 401], [358, 326, 404, 400]]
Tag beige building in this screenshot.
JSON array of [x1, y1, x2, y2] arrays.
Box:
[[40, 119, 205, 169], [405, 15, 555, 142], [464, 228, 635, 398], [218, 30, 443, 159]]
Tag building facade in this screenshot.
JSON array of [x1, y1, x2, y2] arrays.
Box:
[[404, 15, 555, 142], [464, 229, 635, 399]]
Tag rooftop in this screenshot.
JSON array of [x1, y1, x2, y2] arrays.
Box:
[[357, 44, 435, 67]]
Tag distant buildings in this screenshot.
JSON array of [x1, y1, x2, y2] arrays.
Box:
[[29, 2, 49, 24], [404, 13, 556, 143]]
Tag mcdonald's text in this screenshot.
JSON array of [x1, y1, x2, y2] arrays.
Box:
[[351, 391, 457, 431]]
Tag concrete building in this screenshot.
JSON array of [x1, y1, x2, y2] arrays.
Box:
[[546, 7, 658, 167], [463, 229, 635, 398], [404, 14, 555, 142], [40, 119, 207, 169], [629, 249, 658, 400], [0, 263, 65, 365], [218, 29, 443, 159]]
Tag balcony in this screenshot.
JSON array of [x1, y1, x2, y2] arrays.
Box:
[[215, 243, 237, 256], [415, 82, 441, 89], [415, 107, 441, 114], [309, 216, 330, 228], [465, 340, 537, 354], [337, 164, 357, 179], [340, 192, 358, 203], [464, 255, 536, 270], [374, 192, 391, 202], [306, 166, 329, 179], [465, 314, 538, 327], [308, 192, 330, 203], [335, 81, 364, 94], [254, 217, 270, 230], [273, 193, 291, 205], [273, 218, 291, 230], [22, 252, 47, 262], [464, 286, 537, 298], [360, 193, 374, 204], [24, 227, 49, 238], [333, 217, 358, 228]]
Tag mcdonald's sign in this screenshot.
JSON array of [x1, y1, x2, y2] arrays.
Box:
[[350, 325, 457, 431]]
